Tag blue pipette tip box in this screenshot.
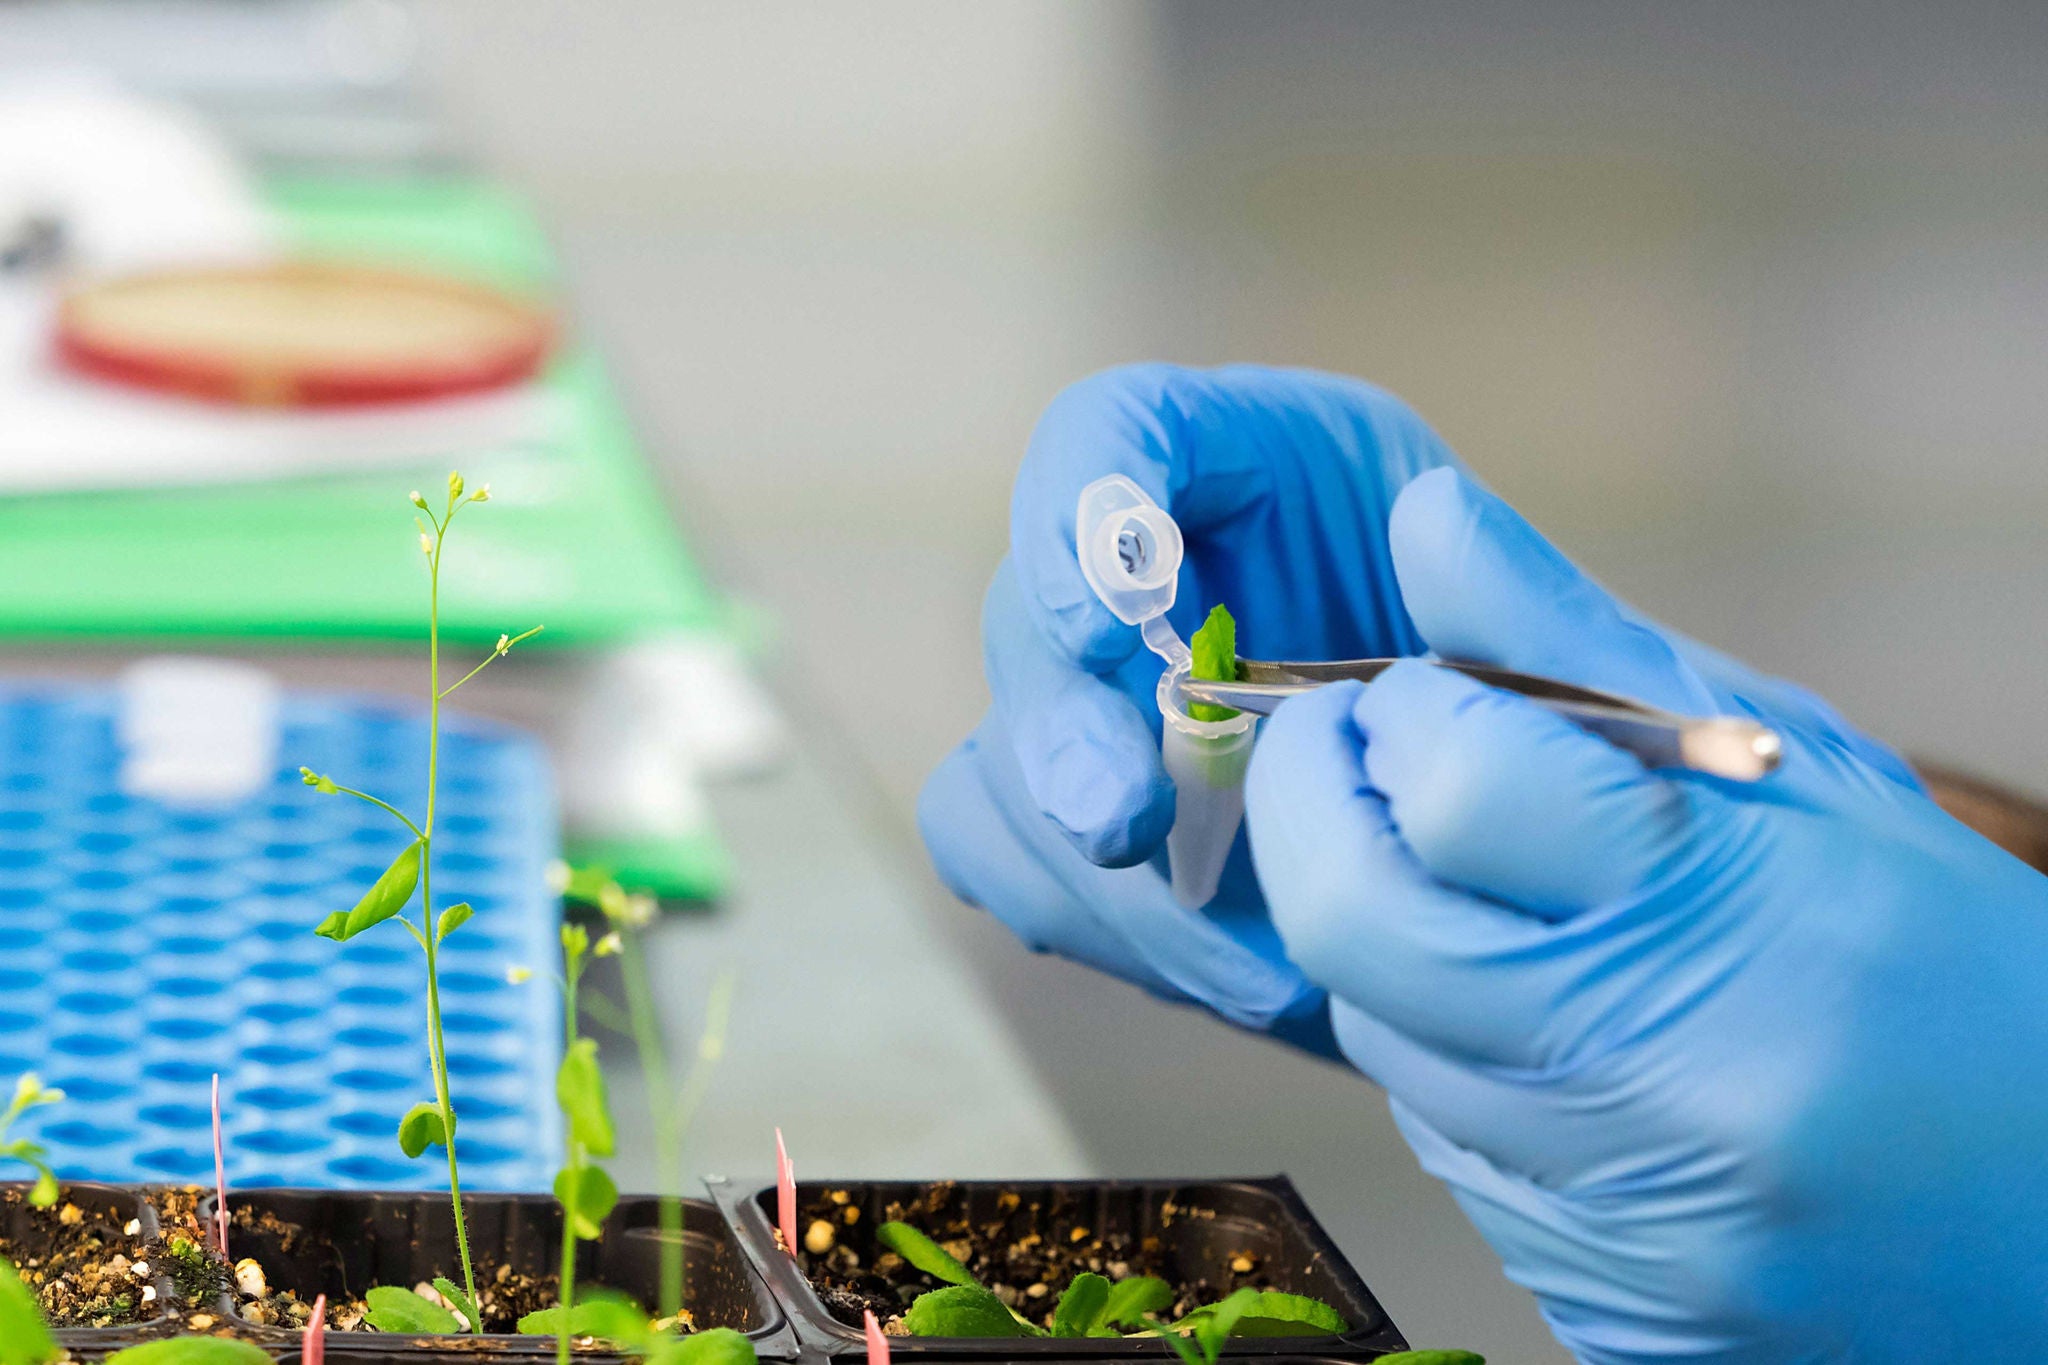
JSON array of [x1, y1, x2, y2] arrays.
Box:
[[0, 685, 562, 1191]]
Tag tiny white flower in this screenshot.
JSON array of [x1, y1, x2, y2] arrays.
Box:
[[506, 965, 533, 984], [623, 892, 657, 929], [419, 532, 434, 555], [408, 490, 426, 509], [593, 931, 622, 958], [472, 483, 492, 503], [545, 860, 572, 894], [496, 633, 511, 655]]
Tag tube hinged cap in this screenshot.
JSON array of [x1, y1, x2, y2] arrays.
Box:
[[1076, 475, 1183, 627]]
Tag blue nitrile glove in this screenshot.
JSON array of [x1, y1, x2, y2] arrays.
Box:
[[1249, 467, 2048, 1362], [919, 361, 1903, 1044], [920, 362, 1458, 1041]]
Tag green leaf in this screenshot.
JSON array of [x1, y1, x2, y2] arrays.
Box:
[[432, 1277, 480, 1334], [876, 1221, 978, 1287], [1372, 1354, 1484, 1365], [104, 1341, 274, 1365], [314, 839, 422, 942], [397, 1102, 451, 1159], [1102, 1275, 1173, 1329], [659, 1327, 758, 1365], [25, 1167, 54, 1210], [0, 1260, 55, 1365], [556, 1038, 616, 1157], [1051, 1272, 1110, 1338], [1176, 1290, 1347, 1340], [363, 1284, 462, 1334], [554, 1163, 620, 1240], [903, 1285, 1042, 1338], [516, 1292, 649, 1343], [437, 902, 474, 941], [1187, 603, 1243, 721]]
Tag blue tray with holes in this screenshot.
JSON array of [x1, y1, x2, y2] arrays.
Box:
[[0, 685, 562, 1191]]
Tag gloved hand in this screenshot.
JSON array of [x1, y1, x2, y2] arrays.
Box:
[[920, 362, 1459, 1041], [919, 360, 1905, 1043], [1249, 467, 2048, 1362]]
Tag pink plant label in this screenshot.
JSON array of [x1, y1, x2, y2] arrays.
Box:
[[210, 1073, 228, 1259], [304, 1293, 327, 1365], [864, 1308, 891, 1365], [775, 1127, 797, 1258]]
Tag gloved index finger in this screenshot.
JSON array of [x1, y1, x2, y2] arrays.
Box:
[[1009, 364, 1273, 672]]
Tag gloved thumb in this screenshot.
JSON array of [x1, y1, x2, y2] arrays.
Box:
[[1389, 467, 1716, 717], [1354, 659, 1699, 920]]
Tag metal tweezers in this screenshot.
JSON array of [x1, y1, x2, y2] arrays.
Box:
[[1180, 658, 1783, 781]]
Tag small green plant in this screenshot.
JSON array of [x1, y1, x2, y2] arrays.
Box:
[[558, 864, 737, 1324], [0, 1074, 62, 1208], [299, 471, 542, 1333], [1373, 1353, 1485, 1364], [0, 1259, 55, 1365], [544, 921, 621, 1365], [874, 1221, 1321, 1343], [1186, 604, 1243, 722]]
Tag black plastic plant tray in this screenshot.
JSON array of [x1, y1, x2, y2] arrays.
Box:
[[2, 1181, 184, 1348], [707, 1177, 1408, 1361], [196, 1188, 797, 1358]]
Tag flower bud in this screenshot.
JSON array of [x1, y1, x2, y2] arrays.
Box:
[[472, 483, 492, 503], [448, 471, 465, 501], [594, 931, 622, 958], [419, 532, 434, 556], [409, 490, 427, 509]]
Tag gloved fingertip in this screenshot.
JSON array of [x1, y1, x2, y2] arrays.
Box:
[[1039, 745, 1174, 868], [1015, 690, 1174, 869]]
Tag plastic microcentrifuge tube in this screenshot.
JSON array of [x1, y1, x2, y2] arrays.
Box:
[[1075, 474, 1256, 908]]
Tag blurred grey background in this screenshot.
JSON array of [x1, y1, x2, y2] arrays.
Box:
[[411, 4, 2048, 1361], [21, 2, 2048, 1358]]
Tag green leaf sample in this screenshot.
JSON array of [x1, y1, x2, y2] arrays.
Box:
[[903, 1286, 1042, 1338], [1050, 1272, 1111, 1338], [0, 1261, 55, 1365], [1187, 604, 1243, 722], [104, 1341, 274, 1365], [398, 1102, 452, 1158], [1374, 1353, 1485, 1364], [363, 1284, 463, 1334], [314, 839, 422, 941], [1102, 1275, 1173, 1329], [876, 1221, 978, 1288], [555, 1163, 621, 1240]]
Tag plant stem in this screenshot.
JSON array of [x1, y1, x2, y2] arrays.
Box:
[[558, 956, 582, 1365], [424, 523, 481, 1330]]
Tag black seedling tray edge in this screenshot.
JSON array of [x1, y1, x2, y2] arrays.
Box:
[[703, 1176, 1410, 1362]]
